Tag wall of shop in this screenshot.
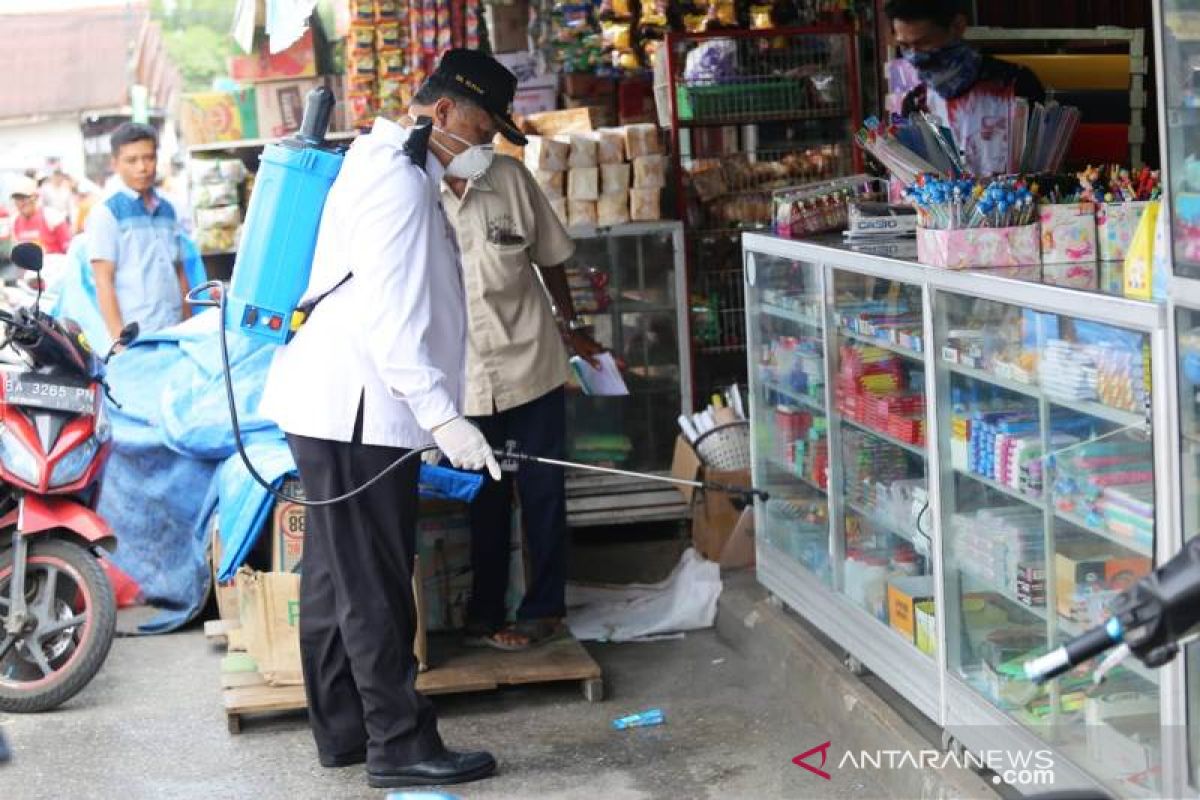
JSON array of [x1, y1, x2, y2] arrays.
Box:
[[0, 117, 85, 180]]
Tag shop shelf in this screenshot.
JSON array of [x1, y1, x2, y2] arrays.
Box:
[[761, 303, 824, 329], [946, 363, 1138, 425], [840, 417, 926, 458], [766, 456, 827, 495], [845, 499, 924, 546], [958, 564, 1049, 623], [954, 468, 1045, 510], [762, 380, 825, 413], [1053, 507, 1153, 559], [837, 327, 924, 361], [946, 362, 1146, 428]]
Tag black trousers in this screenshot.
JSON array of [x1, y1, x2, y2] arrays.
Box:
[[466, 386, 568, 629], [286, 419, 443, 769]]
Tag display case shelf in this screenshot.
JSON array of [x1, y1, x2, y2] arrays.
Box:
[[761, 303, 823, 329], [762, 380, 825, 413], [845, 499, 923, 546], [840, 417, 926, 457], [1054, 507, 1154, 559], [954, 467, 1042, 508], [946, 361, 1147, 428], [766, 456, 827, 495], [838, 328, 924, 361]]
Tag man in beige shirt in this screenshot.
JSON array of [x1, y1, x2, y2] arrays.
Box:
[[439, 132, 603, 650]]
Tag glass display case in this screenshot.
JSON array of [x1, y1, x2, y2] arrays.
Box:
[[1177, 303, 1200, 793], [830, 270, 934, 656], [1163, 4, 1200, 281], [745, 232, 1173, 797], [934, 291, 1159, 798], [566, 222, 690, 474], [744, 252, 831, 584]]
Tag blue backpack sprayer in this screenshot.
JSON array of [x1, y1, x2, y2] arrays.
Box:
[[187, 88, 767, 507]]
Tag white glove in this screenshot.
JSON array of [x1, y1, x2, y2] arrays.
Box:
[[431, 417, 501, 480], [421, 448, 443, 467]]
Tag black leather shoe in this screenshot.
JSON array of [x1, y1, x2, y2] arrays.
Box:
[[367, 749, 497, 788], [319, 748, 366, 768]]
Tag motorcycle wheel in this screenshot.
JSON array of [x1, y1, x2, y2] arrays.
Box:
[[0, 539, 117, 712]]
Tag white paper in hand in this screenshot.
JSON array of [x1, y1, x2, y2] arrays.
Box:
[[570, 352, 629, 396]]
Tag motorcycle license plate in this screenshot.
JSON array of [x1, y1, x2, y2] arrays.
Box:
[[3, 374, 94, 414]]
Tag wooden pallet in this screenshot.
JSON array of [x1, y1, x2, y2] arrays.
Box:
[[212, 625, 604, 734]]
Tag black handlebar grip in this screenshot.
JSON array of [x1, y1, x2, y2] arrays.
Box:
[[297, 86, 336, 146]]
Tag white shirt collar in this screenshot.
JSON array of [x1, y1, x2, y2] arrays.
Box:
[[371, 116, 446, 184]]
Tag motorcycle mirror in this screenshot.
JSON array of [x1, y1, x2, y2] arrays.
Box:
[[10, 243, 43, 273]]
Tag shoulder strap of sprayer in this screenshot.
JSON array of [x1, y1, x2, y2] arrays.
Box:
[[291, 117, 434, 332]]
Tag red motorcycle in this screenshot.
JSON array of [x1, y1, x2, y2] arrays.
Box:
[[0, 243, 137, 712]]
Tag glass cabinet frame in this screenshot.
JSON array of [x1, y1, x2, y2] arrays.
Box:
[[745, 232, 1179, 798]]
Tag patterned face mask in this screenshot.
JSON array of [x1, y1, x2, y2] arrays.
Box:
[[903, 40, 983, 101]]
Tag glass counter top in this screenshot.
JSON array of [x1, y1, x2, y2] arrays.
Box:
[[757, 233, 1163, 307]]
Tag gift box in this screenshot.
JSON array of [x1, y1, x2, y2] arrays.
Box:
[[916, 225, 1039, 269], [1039, 202, 1097, 264], [1097, 201, 1150, 262]]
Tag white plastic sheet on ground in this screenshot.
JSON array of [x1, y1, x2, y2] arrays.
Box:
[[566, 548, 723, 642]]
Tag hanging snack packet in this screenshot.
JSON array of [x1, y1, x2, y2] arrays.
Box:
[[377, 47, 406, 79], [375, 0, 400, 20], [352, 0, 376, 22], [376, 21, 403, 49], [350, 23, 377, 52]]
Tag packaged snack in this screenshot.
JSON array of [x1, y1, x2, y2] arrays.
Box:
[[375, 0, 400, 20], [564, 134, 598, 168], [597, 191, 630, 226], [594, 128, 625, 163], [376, 21, 402, 49], [350, 24, 377, 52], [352, 0, 376, 22], [377, 47, 405, 79], [633, 154, 666, 188], [568, 167, 601, 200], [349, 90, 377, 129], [524, 135, 571, 172], [601, 21, 633, 50], [624, 123, 662, 158], [348, 48, 378, 78], [630, 187, 661, 220], [750, 4, 773, 28], [196, 225, 241, 254], [188, 159, 221, 184], [568, 199, 598, 227], [195, 204, 242, 230], [683, 14, 706, 33], [192, 181, 239, 209], [535, 170, 566, 199], [600, 162, 631, 193]]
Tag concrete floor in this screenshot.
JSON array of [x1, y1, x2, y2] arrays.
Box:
[[0, 573, 997, 800]]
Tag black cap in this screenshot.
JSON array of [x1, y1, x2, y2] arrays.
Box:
[[430, 49, 527, 146]]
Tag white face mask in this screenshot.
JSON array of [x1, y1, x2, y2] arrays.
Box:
[[434, 126, 495, 181]]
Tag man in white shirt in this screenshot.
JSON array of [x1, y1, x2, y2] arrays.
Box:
[[259, 50, 524, 790]]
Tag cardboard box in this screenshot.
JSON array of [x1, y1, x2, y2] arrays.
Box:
[[1039, 202, 1097, 264], [210, 517, 238, 621], [271, 478, 306, 573], [179, 89, 259, 145], [916, 224, 1040, 269], [487, 0, 530, 53], [1054, 542, 1111, 619], [227, 29, 317, 83], [690, 468, 750, 562], [256, 77, 326, 139], [237, 568, 303, 686], [525, 107, 601, 136], [914, 601, 937, 656], [1097, 201, 1150, 262], [514, 76, 558, 117], [887, 575, 935, 643]]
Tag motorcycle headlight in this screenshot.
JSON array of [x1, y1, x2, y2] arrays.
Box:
[[49, 436, 99, 488], [0, 426, 40, 486]]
